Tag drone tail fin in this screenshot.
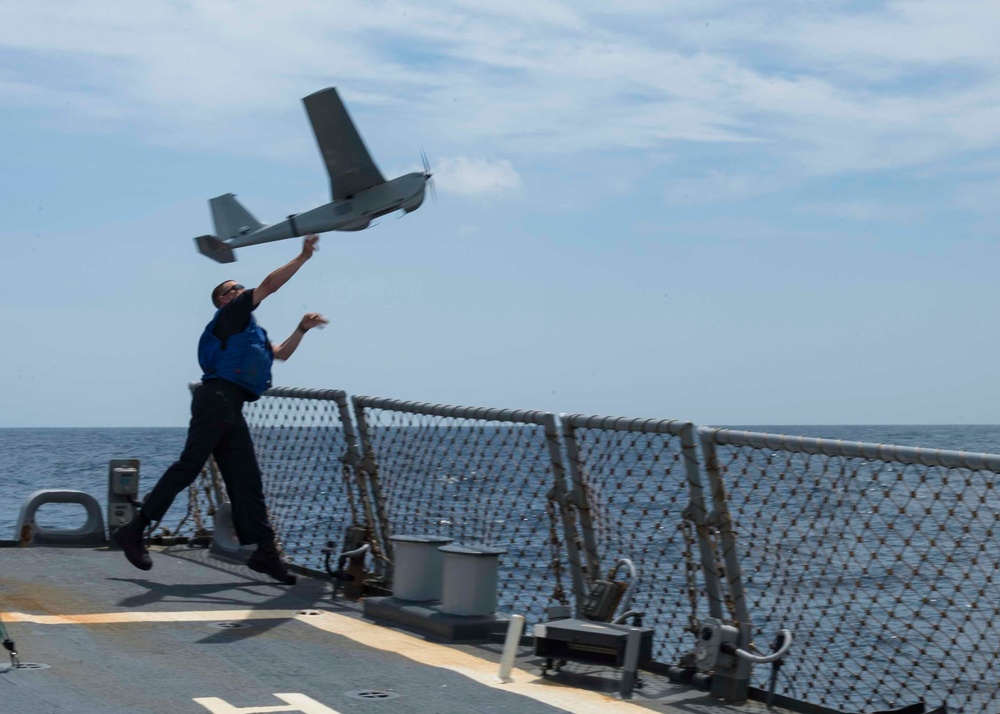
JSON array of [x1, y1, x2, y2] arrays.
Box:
[[209, 193, 263, 242], [194, 234, 236, 263]]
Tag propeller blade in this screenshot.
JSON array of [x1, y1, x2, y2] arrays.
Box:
[[418, 148, 436, 204]]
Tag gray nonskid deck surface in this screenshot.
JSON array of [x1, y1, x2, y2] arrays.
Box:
[[0, 545, 791, 714]]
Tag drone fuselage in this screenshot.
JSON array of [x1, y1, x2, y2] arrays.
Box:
[[225, 172, 426, 249]]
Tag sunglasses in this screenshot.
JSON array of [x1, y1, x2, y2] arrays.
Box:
[[220, 284, 244, 299]]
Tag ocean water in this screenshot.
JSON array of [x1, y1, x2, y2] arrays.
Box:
[[0, 428, 188, 537], [3, 424, 1000, 537]]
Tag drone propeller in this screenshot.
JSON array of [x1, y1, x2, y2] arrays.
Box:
[[421, 148, 437, 204]]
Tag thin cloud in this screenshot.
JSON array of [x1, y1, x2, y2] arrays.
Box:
[[435, 156, 522, 196], [797, 200, 923, 225], [2, 0, 1000, 184], [663, 171, 782, 207]]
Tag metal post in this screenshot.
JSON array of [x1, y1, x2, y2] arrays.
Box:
[[681, 424, 726, 622], [334, 393, 387, 572], [620, 627, 643, 699], [561, 416, 603, 610], [542, 413, 587, 610], [497, 614, 526, 683], [698, 428, 753, 704], [352, 397, 394, 564]]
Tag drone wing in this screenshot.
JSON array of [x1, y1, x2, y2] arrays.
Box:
[[303, 87, 386, 200]]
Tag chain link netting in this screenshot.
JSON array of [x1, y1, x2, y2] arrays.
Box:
[[153, 465, 216, 542], [240, 388, 363, 572], [562, 415, 713, 664], [354, 397, 570, 623], [163, 382, 1000, 713], [701, 428, 1000, 714]]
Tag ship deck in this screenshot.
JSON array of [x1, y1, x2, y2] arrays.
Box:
[[0, 543, 793, 714]]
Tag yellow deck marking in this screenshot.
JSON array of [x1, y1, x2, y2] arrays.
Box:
[[1, 609, 650, 713], [295, 610, 648, 713], [1, 610, 296, 624]]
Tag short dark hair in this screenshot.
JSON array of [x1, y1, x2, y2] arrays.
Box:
[[211, 280, 235, 308]]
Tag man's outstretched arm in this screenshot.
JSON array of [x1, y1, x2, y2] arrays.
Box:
[[272, 312, 329, 361], [252, 235, 319, 307]]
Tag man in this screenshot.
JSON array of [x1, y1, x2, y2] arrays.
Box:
[[114, 235, 329, 584]]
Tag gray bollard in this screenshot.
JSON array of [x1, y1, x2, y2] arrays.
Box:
[[390, 535, 454, 601], [439, 544, 507, 616]]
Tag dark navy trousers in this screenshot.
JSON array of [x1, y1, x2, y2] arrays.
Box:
[[141, 380, 275, 546]]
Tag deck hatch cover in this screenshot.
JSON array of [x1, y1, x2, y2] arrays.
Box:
[[6, 662, 51, 671], [344, 690, 400, 701]]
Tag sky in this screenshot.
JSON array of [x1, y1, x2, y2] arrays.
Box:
[[2, 0, 1000, 427]]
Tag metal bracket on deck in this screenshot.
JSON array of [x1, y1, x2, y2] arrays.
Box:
[[14, 489, 107, 546]]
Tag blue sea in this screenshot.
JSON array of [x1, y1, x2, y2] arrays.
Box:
[[3, 424, 1000, 538], [0, 428, 188, 537]]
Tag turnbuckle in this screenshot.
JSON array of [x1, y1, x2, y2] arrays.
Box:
[[2, 638, 19, 670]]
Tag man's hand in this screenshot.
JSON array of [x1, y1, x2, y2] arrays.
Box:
[[254, 234, 321, 307], [275, 312, 330, 360], [298, 313, 329, 333], [301, 235, 319, 260]]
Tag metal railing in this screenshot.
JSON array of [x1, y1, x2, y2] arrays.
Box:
[[561, 414, 723, 664], [700, 427, 1000, 713], [176, 384, 1000, 713], [351, 396, 575, 622], [240, 387, 368, 572]]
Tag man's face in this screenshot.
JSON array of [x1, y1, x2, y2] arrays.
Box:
[[217, 281, 245, 306]]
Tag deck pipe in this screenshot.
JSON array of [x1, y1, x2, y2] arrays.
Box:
[[496, 615, 526, 683]]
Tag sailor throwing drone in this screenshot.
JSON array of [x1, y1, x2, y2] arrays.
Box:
[[114, 235, 328, 584]]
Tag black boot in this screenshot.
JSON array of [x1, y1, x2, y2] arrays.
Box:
[[247, 542, 297, 585], [113, 514, 152, 571]]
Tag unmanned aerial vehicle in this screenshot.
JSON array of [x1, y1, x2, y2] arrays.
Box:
[[195, 87, 431, 263]]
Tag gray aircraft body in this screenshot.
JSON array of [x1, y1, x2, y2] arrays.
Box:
[[195, 87, 430, 263]]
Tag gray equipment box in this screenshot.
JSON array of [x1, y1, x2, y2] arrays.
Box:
[[107, 459, 140, 531], [533, 618, 654, 668]]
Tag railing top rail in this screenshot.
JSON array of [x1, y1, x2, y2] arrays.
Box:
[[188, 382, 347, 401], [699, 426, 1000, 471], [561, 413, 693, 436], [262, 386, 347, 401], [354, 395, 552, 426]]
